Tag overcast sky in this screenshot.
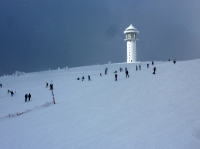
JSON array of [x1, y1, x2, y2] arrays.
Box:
[[0, 0, 200, 75]]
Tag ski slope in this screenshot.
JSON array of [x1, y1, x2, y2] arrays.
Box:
[[0, 60, 200, 149]]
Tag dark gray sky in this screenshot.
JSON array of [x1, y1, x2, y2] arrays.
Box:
[[0, 0, 200, 75]]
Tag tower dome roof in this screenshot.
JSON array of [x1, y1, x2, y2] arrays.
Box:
[[124, 24, 139, 34]]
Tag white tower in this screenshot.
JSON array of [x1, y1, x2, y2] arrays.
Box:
[[124, 24, 139, 63]]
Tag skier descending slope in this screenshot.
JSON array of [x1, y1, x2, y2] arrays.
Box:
[[88, 75, 91, 81], [125, 70, 129, 78], [115, 74, 118, 81], [153, 67, 157, 74], [25, 94, 27, 102]]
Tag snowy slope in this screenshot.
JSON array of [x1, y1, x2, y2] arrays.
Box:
[[0, 60, 200, 149]]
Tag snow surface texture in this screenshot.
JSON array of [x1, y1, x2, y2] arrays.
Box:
[[0, 60, 200, 149]]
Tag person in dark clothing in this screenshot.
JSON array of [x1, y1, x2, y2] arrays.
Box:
[[82, 76, 84, 81], [0, 84, 2, 88], [50, 84, 53, 90], [147, 64, 149, 68], [28, 93, 31, 101], [139, 65, 141, 70], [100, 73, 102, 76], [168, 59, 170, 62], [115, 74, 118, 81], [10, 91, 14, 97], [25, 94, 27, 102], [153, 67, 156, 74], [173, 59, 176, 64], [46, 82, 48, 88], [152, 61, 154, 65], [77, 77, 80, 80], [136, 65, 138, 71], [125, 70, 129, 78], [105, 68, 108, 75], [88, 75, 91, 81]]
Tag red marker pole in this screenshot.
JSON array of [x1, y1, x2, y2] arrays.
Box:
[[53, 97, 56, 104], [52, 91, 56, 104]]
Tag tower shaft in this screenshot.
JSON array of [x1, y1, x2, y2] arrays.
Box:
[[124, 24, 139, 63], [127, 39, 137, 62]]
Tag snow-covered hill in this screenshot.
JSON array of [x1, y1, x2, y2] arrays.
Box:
[[0, 60, 200, 149]]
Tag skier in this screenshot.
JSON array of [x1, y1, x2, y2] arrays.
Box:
[[126, 70, 129, 78], [136, 65, 138, 71], [46, 82, 48, 88], [77, 77, 80, 80], [51, 84, 53, 90], [105, 68, 108, 75], [50, 84, 53, 90], [82, 76, 85, 81], [115, 74, 118, 81], [153, 67, 156, 74], [147, 64, 149, 68], [100, 73, 102, 76], [173, 59, 176, 64], [152, 61, 154, 65], [88, 75, 91, 81], [25, 94, 27, 102], [168, 59, 170, 62], [0, 84, 2, 88], [28, 93, 31, 101], [10, 91, 14, 97]]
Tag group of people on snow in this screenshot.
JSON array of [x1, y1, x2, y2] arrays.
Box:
[[114, 61, 158, 80], [8, 90, 15, 97], [77, 59, 177, 81], [168, 59, 176, 64], [136, 65, 142, 71], [114, 69, 129, 81], [5, 59, 177, 104], [25, 93, 31, 102], [46, 82, 53, 90], [77, 75, 91, 81], [7, 89, 31, 101]]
